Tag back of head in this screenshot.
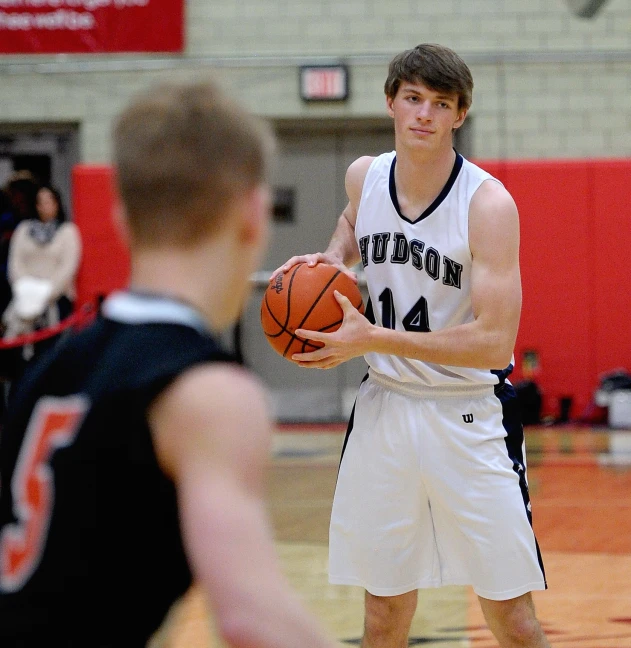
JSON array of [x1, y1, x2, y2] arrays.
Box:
[[384, 43, 474, 111], [113, 79, 275, 248]]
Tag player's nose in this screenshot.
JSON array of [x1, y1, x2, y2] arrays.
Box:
[[416, 100, 433, 120]]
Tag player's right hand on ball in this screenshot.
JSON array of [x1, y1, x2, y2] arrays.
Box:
[[269, 253, 357, 284]]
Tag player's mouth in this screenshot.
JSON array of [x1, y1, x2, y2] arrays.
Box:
[[410, 127, 435, 136]]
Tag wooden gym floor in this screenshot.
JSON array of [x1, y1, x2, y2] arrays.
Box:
[[164, 424, 631, 648]]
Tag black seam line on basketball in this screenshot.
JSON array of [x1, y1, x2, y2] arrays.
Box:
[[317, 298, 363, 332], [262, 263, 304, 338], [282, 268, 341, 358], [262, 293, 286, 337], [291, 338, 320, 354], [265, 289, 360, 345], [284, 262, 303, 329], [320, 319, 343, 332]]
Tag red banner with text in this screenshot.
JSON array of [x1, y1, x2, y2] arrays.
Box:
[[0, 1, 184, 54]]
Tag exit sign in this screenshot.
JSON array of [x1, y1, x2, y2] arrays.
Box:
[[300, 65, 349, 102]]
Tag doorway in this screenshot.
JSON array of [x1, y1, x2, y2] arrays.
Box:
[[0, 124, 81, 216]]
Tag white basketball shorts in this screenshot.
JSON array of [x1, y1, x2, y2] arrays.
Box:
[[329, 371, 547, 600]]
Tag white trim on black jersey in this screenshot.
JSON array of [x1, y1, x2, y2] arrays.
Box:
[[102, 291, 209, 335]]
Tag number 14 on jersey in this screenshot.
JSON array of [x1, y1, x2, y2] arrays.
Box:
[[378, 287, 432, 332]]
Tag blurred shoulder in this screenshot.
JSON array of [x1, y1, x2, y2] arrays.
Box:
[[148, 362, 272, 477]]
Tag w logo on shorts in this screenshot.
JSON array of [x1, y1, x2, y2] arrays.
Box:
[[462, 413, 474, 423]]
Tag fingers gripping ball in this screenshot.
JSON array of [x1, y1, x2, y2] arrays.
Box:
[[261, 263, 364, 362]]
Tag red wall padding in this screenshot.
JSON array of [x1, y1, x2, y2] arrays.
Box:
[[70, 160, 631, 420], [477, 159, 631, 418], [72, 164, 130, 309], [591, 162, 631, 384]]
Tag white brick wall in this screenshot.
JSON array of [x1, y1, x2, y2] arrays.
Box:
[[0, 0, 629, 161]]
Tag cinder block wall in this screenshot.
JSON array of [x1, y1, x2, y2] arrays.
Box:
[[0, 0, 629, 161]]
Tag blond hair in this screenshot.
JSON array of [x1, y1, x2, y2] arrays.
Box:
[[113, 79, 274, 247]]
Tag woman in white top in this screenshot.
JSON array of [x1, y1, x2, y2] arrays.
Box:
[[3, 184, 81, 375]]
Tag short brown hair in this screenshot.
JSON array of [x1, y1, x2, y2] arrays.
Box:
[[384, 44, 473, 111], [113, 79, 274, 247]]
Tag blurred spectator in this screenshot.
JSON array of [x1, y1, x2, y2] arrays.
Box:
[[0, 171, 39, 317], [2, 184, 81, 382], [0, 189, 16, 317]]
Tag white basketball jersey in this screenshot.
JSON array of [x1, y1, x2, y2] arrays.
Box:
[[355, 151, 512, 387]]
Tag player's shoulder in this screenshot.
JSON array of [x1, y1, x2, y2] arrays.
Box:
[[345, 155, 382, 205], [166, 362, 265, 410], [458, 157, 519, 243], [148, 362, 270, 476], [154, 362, 267, 436], [346, 151, 395, 179], [347, 155, 376, 175], [469, 166, 517, 219], [346, 153, 374, 180], [469, 179, 519, 247]]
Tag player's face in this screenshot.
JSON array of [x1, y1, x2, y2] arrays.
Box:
[[387, 82, 467, 153]]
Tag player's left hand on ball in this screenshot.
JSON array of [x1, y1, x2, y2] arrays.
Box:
[[293, 291, 372, 369]]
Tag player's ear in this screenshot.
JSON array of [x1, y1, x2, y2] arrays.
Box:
[[239, 183, 271, 246], [453, 108, 468, 130], [386, 94, 395, 118]]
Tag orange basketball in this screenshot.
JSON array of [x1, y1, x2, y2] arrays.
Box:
[[261, 263, 364, 362]]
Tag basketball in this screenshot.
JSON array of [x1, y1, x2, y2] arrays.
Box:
[[261, 263, 364, 362]]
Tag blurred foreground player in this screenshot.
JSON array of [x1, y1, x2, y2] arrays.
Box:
[[0, 80, 341, 648]]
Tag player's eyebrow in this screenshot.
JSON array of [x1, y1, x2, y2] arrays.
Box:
[[401, 86, 456, 101]]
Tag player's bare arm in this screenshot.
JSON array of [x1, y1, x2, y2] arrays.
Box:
[[293, 180, 521, 370], [148, 365, 341, 648], [269, 156, 374, 283]]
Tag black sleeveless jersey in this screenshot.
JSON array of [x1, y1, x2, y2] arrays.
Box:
[[0, 292, 236, 647]]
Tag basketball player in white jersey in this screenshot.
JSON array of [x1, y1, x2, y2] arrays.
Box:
[[271, 44, 550, 648]]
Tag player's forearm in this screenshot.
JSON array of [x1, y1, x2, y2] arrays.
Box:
[[368, 319, 516, 370], [181, 477, 339, 648], [325, 214, 360, 268]]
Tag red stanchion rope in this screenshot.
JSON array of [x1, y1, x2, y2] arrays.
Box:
[[0, 304, 97, 350]]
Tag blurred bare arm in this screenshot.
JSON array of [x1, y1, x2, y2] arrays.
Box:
[[149, 364, 341, 648]]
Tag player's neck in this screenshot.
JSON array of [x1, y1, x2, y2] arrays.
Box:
[[129, 239, 244, 333], [394, 145, 457, 207]]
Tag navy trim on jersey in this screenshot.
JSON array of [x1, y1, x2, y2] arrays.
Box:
[[389, 151, 464, 225], [495, 382, 547, 587], [364, 298, 376, 325], [338, 373, 370, 475], [492, 363, 514, 394]]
